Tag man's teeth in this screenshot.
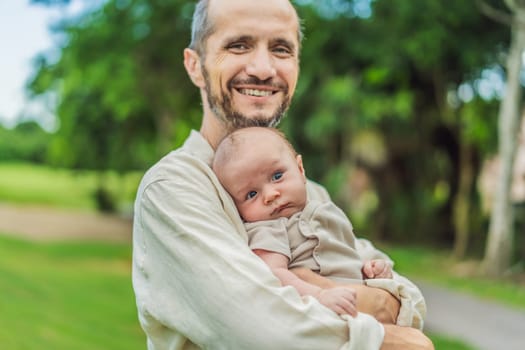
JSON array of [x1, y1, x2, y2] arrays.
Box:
[[239, 89, 273, 97]]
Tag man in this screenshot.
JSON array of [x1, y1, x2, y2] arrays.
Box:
[[132, 0, 434, 349]]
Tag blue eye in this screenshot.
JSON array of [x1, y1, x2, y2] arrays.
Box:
[[272, 171, 283, 181], [246, 191, 257, 200]]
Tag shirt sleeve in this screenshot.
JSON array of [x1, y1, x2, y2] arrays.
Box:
[[245, 219, 292, 259], [132, 159, 385, 350], [357, 239, 427, 329]]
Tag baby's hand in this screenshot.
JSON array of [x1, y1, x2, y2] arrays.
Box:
[[317, 287, 357, 316], [362, 259, 393, 279]]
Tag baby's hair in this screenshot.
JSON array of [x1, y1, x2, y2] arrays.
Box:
[[212, 127, 297, 173]]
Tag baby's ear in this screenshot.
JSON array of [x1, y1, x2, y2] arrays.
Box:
[[183, 48, 205, 88], [296, 154, 306, 180]]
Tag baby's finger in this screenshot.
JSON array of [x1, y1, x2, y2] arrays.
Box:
[[339, 299, 358, 317], [362, 262, 374, 278]]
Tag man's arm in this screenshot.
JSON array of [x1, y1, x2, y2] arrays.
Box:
[[291, 267, 400, 324], [382, 325, 434, 350], [356, 239, 427, 329], [305, 180, 426, 328], [134, 169, 375, 349]]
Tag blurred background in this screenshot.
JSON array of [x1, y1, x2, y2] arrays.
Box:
[[1, 0, 524, 349]]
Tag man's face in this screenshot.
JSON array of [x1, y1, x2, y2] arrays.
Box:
[[201, 0, 300, 129]]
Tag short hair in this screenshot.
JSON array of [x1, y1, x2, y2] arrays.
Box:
[[213, 127, 297, 174], [188, 0, 304, 56], [188, 0, 214, 56]]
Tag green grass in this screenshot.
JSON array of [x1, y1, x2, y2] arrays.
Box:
[[0, 233, 487, 350], [385, 245, 525, 310], [429, 335, 475, 350], [0, 234, 145, 350], [0, 162, 142, 212]]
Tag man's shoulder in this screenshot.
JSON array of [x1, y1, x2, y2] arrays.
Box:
[[305, 179, 331, 202], [138, 132, 214, 193]]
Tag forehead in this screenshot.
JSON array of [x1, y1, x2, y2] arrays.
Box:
[[223, 148, 283, 196], [207, 0, 300, 44], [220, 130, 292, 175]]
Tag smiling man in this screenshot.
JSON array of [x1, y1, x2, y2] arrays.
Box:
[[131, 1, 433, 349], [184, 0, 300, 147]]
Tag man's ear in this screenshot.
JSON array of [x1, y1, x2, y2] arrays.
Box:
[[184, 48, 205, 88], [296, 154, 306, 182]]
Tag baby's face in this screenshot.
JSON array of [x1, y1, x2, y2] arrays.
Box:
[[218, 138, 307, 222]]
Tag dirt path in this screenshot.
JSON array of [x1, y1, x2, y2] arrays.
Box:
[[418, 280, 525, 350], [0, 202, 132, 243]]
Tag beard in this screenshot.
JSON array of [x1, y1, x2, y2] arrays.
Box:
[[202, 65, 291, 131]]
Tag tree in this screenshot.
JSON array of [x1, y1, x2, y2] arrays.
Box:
[[290, 0, 506, 251], [482, 0, 525, 275], [29, 0, 201, 211]]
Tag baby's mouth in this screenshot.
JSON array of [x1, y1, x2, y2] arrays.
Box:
[[272, 203, 290, 216]]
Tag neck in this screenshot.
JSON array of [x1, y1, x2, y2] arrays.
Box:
[[200, 112, 228, 150]]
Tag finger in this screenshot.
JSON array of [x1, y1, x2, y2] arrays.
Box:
[[373, 260, 384, 272], [339, 300, 358, 317], [332, 305, 346, 315], [363, 263, 374, 278]]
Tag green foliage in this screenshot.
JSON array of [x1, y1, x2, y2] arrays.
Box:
[[29, 0, 201, 173], [0, 121, 52, 163], [0, 235, 145, 350], [285, 0, 508, 247], [28, 0, 514, 250]]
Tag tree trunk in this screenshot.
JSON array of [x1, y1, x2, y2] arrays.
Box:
[[483, 9, 525, 276], [453, 143, 473, 259], [155, 109, 175, 156]]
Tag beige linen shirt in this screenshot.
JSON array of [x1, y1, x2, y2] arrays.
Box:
[[132, 130, 413, 350]]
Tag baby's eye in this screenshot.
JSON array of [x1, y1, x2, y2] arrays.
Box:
[[246, 191, 257, 200], [271, 171, 283, 181]]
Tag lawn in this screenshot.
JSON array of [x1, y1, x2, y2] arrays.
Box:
[[0, 162, 142, 212], [0, 231, 482, 350], [0, 234, 145, 350]]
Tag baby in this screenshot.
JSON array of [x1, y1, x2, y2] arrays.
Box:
[[212, 127, 392, 316]]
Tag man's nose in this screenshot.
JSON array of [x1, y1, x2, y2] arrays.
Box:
[[246, 47, 277, 81]]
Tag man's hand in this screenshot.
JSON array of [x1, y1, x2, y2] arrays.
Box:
[[381, 324, 434, 350], [316, 287, 357, 316], [291, 267, 400, 323], [352, 284, 400, 324]]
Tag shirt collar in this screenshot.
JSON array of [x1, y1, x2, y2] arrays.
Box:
[[183, 130, 215, 166]]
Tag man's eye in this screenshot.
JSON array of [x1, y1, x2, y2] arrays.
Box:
[[272, 171, 283, 181], [272, 46, 293, 57], [246, 191, 257, 200], [274, 46, 290, 53], [228, 43, 249, 52]]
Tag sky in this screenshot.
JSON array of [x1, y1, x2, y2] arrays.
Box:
[[0, 0, 88, 131]]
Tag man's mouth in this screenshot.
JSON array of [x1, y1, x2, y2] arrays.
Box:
[[238, 88, 275, 97]]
